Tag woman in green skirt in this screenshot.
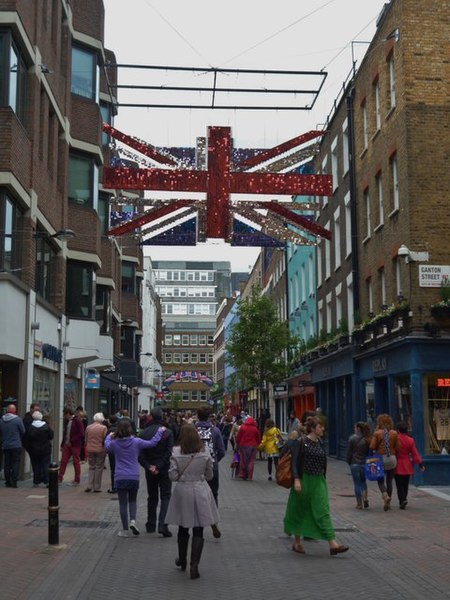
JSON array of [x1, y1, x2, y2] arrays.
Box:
[[283, 416, 349, 556]]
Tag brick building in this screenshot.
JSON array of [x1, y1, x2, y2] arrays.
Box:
[[308, 0, 450, 483], [0, 1, 144, 457]]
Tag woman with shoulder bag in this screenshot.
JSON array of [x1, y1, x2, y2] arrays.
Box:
[[369, 413, 401, 511], [283, 417, 349, 556]]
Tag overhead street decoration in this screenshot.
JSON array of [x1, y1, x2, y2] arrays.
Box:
[[163, 371, 213, 387], [103, 124, 332, 246]]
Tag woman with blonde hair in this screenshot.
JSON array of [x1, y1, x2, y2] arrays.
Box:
[[369, 413, 401, 511]]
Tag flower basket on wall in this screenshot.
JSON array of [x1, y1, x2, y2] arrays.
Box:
[[430, 304, 450, 320]]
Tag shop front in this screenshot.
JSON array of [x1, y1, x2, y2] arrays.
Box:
[[356, 337, 450, 485], [310, 347, 354, 460]]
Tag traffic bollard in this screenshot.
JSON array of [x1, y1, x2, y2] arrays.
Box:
[[48, 462, 59, 545]]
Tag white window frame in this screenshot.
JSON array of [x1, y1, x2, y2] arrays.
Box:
[[388, 54, 396, 109], [334, 207, 341, 270], [344, 192, 352, 258], [342, 119, 349, 176]]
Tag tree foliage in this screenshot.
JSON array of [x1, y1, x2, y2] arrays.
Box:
[[226, 285, 297, 391]]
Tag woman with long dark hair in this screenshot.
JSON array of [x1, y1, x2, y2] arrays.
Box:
[[284, 417, 349, 556], [346, 421, 371, 509], [165, 424, 219, 580], [105, 419, 165, 537]]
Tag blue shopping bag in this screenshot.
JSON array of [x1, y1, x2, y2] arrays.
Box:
[[364, 453, 384, 481]]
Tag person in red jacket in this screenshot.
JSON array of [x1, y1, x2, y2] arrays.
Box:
[[394, 421, 425, 509], [235, 416, 261, 481], [58, 407, 85, 485]]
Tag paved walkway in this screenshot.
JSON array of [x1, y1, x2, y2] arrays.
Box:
[[1, 454, 449, 600]]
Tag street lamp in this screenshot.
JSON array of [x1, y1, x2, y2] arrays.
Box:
[[397, 244, 429, 264]]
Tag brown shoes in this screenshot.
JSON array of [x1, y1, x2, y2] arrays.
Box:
[[292, 542, 306, 554], [330, 545, 349, 556]]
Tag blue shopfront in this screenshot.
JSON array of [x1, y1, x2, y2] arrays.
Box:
[[310, 347, 354, 461], [355, 337, 450, 486]]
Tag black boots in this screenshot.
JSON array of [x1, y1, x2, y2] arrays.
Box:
[[190, 536, 204, 580], [175, 533, 189, 571]]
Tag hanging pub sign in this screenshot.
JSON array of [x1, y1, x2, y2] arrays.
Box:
[[85, 369, 100, 389]]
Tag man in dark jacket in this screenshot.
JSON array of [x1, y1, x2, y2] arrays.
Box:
[[139, 407, 174, 536], [0, 404, 25, 487], [195, 405, 225, 538]]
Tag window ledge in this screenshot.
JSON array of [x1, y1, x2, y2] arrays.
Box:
[[359, 147, 368, 160], [374, 222, 384, 233], [371, 129, 381, 142], [362, 234, 371, 245], [388, 207, 400, 219]]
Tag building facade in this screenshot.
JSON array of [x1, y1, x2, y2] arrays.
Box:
[[154, 260, 231, 410], [0, 1, 144, 459], [308, 0, 450, 483]]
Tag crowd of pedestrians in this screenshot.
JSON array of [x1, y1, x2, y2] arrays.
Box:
[[0, 400, 427, 578]]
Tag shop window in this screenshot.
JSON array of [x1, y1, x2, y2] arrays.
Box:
[[365, 380, 375, 432], [425, 374, 450, 455], [33, 368, 56, 416], [71, 45, 98, 101], [66, 261, 95, 318], [393, 375, 412, 429]]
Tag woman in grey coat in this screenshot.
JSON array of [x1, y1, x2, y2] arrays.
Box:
[[165, 424, 219, 579]]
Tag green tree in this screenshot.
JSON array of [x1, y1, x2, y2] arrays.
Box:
[[225, 285, 297, 409]]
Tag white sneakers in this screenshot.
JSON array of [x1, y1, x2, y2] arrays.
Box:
[[117, 530, 129, 538], [129, 520, 140, 536]]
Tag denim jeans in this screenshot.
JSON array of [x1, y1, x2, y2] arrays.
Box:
[[350, 463, 367, 498]]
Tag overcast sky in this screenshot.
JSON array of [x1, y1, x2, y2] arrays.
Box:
[[102, 0, 388, 270]]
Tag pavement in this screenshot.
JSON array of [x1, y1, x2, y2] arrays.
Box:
[[1, 453, 449, 600]]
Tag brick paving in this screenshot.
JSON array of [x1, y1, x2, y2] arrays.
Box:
[[1, 454, 449, 600]]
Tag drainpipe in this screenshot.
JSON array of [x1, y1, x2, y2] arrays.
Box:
[[346, 85, 360, 315]]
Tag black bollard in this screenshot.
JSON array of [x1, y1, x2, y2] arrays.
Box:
[[48, 462, 59, 545]]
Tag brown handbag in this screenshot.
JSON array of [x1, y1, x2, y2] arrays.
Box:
[[276, 449, 293, 488]]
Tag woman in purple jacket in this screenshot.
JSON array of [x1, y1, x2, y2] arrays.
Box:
[[105, 419, 164, 537]]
